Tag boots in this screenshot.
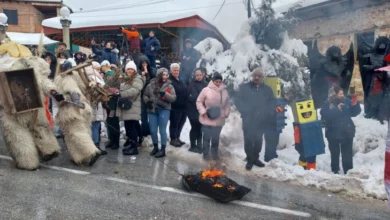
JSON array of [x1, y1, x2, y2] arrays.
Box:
[[138, 136, 144, 147], [89, 152, 101, 166], [195, 137, 203, 154], [150, 144, 159, 156], [155, 145, 166, 158], [123, 142, 139, 156], [188, 138, 198, 153], [170, 138, 182, 147], [95, 143, 107, 155]]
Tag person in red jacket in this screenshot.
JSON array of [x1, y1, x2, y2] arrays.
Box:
[[121, 26, 142, 65]]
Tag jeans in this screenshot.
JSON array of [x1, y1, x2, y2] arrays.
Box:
[[147, 55, 156, 68], [141, 101, 150, 136], [169, 109, 187, 140], [264, 132, 279, 162], [91, 121, 101, 145], [106, 110, 120, 144], [328, 138, 354, 174], [202, 125, 222, 157], [124, 120, 139, 148], [189, 118, 202, 147], [243, 120, 265, 163], [149, 108, 170, 146]]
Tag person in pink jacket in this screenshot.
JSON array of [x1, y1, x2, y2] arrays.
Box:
[[196, 73, 231, 160]]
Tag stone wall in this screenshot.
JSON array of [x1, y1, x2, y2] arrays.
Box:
[[290, 2, 390, 102], [0, 2, 44, 33]]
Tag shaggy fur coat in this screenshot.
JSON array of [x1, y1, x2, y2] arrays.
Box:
[[0, 56, 61, 170]]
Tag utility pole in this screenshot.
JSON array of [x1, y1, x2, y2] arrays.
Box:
[[247, 0, 251, 18]]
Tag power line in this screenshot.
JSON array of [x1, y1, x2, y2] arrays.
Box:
[[213, 0, 226, 20], [70, 1, 243, 18], [78, 0, 172, 13]]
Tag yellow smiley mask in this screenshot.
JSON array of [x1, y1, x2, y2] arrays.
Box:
[[291, 99, 317, 123]]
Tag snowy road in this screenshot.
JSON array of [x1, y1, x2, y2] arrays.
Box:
[[0, 134, 389, 219]]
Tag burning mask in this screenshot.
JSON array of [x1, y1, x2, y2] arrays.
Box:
[[291, 99, 317, 123], [182, 166, 251, 203]]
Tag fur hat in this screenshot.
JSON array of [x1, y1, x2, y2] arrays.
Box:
[[92, 61, 101, 69], [125, 61, 137, 71], [101, 60, 110, 66]]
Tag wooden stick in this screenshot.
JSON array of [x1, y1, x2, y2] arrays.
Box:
[[61, 60, 93, 75]]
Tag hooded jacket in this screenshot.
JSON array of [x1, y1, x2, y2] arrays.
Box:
[[116, 74, 144, 121], [196, 81, 231, 127], [92, 45, 118, 64], [42, 51, 57, 80], [143, 78, 176, 112], [74, 52, 86, 65], [187, 78, 208, 120], [169, 75, 188, 110], [138, 55, 157, 87]]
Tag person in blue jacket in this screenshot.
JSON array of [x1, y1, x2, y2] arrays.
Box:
[[141, 30, 161, 68], [320, 86, 361, 174], [91, 39, 118, 64]]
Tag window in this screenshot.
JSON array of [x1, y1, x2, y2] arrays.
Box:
[[3, 9, 18, 25]]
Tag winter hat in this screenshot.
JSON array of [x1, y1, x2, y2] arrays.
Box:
[[67, 58, 77, 67], [157, 68, 168, 76], [185, 38, 193, 44], [92, 61, 101, 69], [125, 61, 137, 71], [212, 73, 223, 81], [101, 60, 110, 67]]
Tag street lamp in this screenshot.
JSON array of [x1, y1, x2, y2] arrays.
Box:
[[59, 6, 71, 48], [0, 13, 8, 43]]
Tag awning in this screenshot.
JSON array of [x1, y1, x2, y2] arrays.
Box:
[[6, 32, 59, 45]]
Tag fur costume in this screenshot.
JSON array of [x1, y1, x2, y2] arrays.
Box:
[[0, 42, 61, 170], [53, 62, 100, 165]]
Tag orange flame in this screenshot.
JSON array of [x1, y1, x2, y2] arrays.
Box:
[[213, 183, 223, 188], [201, 165, 225, 179]]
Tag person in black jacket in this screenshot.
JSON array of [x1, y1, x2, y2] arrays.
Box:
[[169, 63, 188, 147], [187, 68, 208, 153], [180, 39, 200, 85], [235, 68, 276, 170], [320, 86, 361, 174], [74, 52, 86, 65]]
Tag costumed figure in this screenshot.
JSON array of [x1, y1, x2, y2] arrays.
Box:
[[53, 60, 101, 166], [309, 40, 354, 108], [358, 36, 390, 119], [0, 41, 63, 170], [263, 76, 287, 162], [291, 99, 325, 170]]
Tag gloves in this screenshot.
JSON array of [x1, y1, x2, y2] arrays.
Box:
[[159, 91, 166, 97], [276, 106, 284, 113], [52, 91, 65, 102], [147, 101, 153, 109]]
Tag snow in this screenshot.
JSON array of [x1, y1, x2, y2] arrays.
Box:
[[151, 106, 388, 200], [6, 32, 59, 46]]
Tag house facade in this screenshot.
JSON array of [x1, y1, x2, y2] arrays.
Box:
[[0, 0, 62, 33], [289, 0, 390, 100]]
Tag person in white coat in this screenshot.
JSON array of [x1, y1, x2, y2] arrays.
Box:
[[86, 61, 108, 155]]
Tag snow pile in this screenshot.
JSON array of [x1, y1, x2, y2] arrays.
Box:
[[194, 22, 310, 100], [161, 107, 388, 200]]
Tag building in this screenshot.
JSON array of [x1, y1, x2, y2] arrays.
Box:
[[285, 0, 390, 100], [0, 0, 63, 33], [41, 1, 230, 62]]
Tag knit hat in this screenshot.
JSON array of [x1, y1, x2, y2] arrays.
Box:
[[212, 73, 223, 81], [157, 68, 168, 76], [125, 61, 137, 71], [92, 61, 101, 69], [101, 60, 110, 66]]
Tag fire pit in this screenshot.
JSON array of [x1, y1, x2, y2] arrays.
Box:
[[182, 166, 251, 203]]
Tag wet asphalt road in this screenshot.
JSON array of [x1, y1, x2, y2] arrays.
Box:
[[0, 133, 389, 219]]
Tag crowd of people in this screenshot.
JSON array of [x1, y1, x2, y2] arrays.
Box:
[[37, 28, 363, 174]]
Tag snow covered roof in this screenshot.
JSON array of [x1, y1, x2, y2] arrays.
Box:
[[15, 0, 62, 3], [6, 32, 59, 45]]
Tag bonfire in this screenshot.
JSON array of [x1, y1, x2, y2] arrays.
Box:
[[182, 165, 251, 203]]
